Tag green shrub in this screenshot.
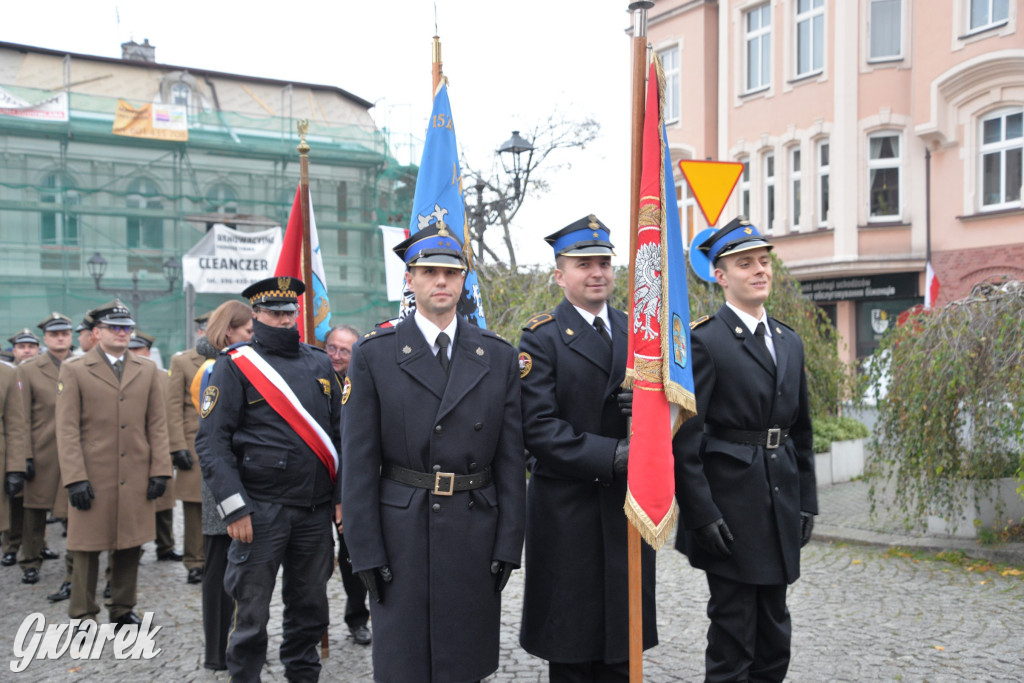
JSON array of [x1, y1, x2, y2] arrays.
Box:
[[813, 416, 870, 454]]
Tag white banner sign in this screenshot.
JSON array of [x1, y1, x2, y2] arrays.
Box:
[[0, 87, 69, 122], [182, 224, 282, 293], [379, 225, 409, 302]]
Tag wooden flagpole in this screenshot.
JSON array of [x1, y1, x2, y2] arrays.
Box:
[[296, 120, 317, 346], [626, 2, 653, 681], [432, 34, 443, 93]]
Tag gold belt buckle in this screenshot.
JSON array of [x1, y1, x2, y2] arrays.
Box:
[[433, 472, 455, 496], [766, 428, 782, 449]]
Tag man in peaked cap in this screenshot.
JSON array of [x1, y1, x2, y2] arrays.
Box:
[[673, 217, 816, 682], [195, 276, 342, 681], [518, 214, 655, 681], [56, 299, 171, 630], [8, 328, 40, 365], [17, 313, 74, 591], [73, 315, 95, 358], [1, 328, 39, 567], [342, 224, 525, 682]]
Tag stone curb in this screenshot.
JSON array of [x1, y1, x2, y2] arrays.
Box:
[[814, 523, 1024, 566]]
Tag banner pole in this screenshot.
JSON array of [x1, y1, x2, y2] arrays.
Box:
[[627, 3, 653, 681], [296, 120, 317, 346]]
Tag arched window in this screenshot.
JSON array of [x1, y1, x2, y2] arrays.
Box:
[[40, 172, 79, 246], [205, 183, 239, 215], [126, 178, 164, 249]]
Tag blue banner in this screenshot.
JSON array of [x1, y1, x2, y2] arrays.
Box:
[[662, 123, 695, 412]]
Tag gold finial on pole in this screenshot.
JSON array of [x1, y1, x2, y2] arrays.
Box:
[[297, 119, 310, 155]]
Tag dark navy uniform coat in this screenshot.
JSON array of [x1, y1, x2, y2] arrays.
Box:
[[673, 304, 817, 585], [518, 298, 657, 664], [341, 316, 525, 683]]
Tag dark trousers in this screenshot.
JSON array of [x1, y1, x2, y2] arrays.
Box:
[[183, 502, 204, 570], [3, 494, 24, 554], [20, 506, 49, 570], [156, 508, 175, 555], [335, 528, 369, 628], [202, 533, 233, 671], [69, 547, 140, 621], [549, 660, 629, 683], [224, 501, 333, 682], [704, 573, 791, 683]]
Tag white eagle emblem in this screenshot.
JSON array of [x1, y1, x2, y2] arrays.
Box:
[[417, 203, 449, 230], [632, 242, 662, 341]]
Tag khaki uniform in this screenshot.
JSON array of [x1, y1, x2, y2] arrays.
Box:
[[166, 348, 206, 570], [0, 363, 29, 532], [56, 347, 171, 620]]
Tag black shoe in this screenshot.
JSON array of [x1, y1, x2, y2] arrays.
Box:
[[46, 513, 59, 524], [41, 548, 59, 561], [103, 582, 111, 599], [187, 567, 203, 584], [47, 581, 71, 602], [1, 552, 16, 567], [112, 611, 143, 633], [22, 568, 40, 584], [157, 550, 183, 562], [349, 624, 371, 645]]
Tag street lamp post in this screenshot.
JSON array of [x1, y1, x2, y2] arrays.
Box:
[[465, 130, 534, 266], [86, 252, 181, 315]]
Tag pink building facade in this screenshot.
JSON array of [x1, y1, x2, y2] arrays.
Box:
[[646, 0, 1024, 362]]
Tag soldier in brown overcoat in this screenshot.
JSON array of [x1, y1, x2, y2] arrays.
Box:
[[56, 300, 171, 628], [0, 362, 29, 535], [164, 315, 210, 584], [1, 328, 38, 567], [18, 313, 74, 592]]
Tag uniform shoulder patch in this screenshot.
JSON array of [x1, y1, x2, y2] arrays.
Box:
[[200, 386, 219, 418], [518, 352, 533, 378], [690, 314, 713, 330], [317, 377, 331, 396], [341, 376, 352, 405], [523, 311, 555, 331]]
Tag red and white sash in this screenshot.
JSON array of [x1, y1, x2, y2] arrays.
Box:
[[228, 345, 338, 483]]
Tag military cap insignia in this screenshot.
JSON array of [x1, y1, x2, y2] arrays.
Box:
[[402, 345, 412, 355], [318, 378, 331, 396], [476, 347, 485, 356], [518, 352, 532, 378], [277, 276, 290, 291], [341, 376, 352, 405], [200, 386, 219, 418], [57, 381, 64, 395]]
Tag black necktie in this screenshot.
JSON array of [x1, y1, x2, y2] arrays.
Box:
[[112, 358, 123, 381], [436, 332, 451, 375], [754, 323, 774, 366], [594, 317, 612, 347]]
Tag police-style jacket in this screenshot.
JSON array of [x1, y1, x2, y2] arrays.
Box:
[[195, 320, 341, 525], [673, 303, 817, 585]]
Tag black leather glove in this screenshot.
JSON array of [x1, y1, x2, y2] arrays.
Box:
[[358, 565, 393, 604], [24, 459, 35, 481], [616, 390, 633, 417], [67, 481, 95, 511], [146, 476, 169, 500], [171, 450, 193, 470], [695, 518, 734, 559], [613, 438, 630, 479], [490, 560, 512, 593], [800, 511, 815, 547], [4, 472, 25, 496]]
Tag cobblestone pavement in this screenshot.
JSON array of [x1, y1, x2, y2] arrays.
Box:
[[2, 481, 1022, 681]]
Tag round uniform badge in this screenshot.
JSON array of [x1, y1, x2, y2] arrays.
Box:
[[56, 381, 64, 395], [200, 386, 219, 418], [341, 376, 352, 405], [518, 352, 532, 379]]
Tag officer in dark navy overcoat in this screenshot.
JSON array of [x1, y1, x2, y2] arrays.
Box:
[[518, 215, 656, 682], [195, 276, 341, 682], [341, 224, 525, 683], [672, 218, 817, 683]]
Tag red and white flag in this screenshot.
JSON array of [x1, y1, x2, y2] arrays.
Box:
[[924, 262, 940, 309]]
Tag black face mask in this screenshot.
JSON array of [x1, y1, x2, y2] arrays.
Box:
[[252, 318, 300, 357]]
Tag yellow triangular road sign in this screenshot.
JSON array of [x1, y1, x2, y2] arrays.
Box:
[[678, 160, 744, 227]]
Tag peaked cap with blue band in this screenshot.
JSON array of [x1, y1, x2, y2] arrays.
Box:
[[545, 214, 615, 258], [697, 216, 773, 265], [393, 223, 467, 270]]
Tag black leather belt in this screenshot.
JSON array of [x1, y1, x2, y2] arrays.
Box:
[[381, 463, 492, 496], [705, 425, 791, 449]]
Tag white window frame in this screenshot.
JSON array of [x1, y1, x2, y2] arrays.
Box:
[[745, 4, 772, 93], [817, 139, 830, 228], [795, 0, 825, 78], [978, 107, 1023, 211], [867, 132, 902, 222], [763, 151, 776, 232], [659, 46, 680, 125], [968, 0, 1010, 34], [126, 178, 164, 250], [790, 146, 802, 230], [739, 157, 752, 219], [868, 0, 903, 62], [678, 178, 698, 245]]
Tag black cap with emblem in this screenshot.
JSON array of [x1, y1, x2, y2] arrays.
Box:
[[697, 216, 773, 265], [544, 214, 615, 258], [392, 223, 468, 270], [89, 299, 136, 327], [242, 276, 305, 312]]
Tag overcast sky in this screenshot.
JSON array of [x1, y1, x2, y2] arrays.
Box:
[[3, 1, 638, 266]]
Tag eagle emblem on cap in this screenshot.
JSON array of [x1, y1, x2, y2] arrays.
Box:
[[277, 276, 290, 291]]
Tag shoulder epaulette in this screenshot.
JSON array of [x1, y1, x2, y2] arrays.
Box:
[[360, 326, 395, 342], [690, 314, 713, 330], [772, 318, 796, 332], [481, 328, 513, 347], [523, 311, 555, 331], [220, 340, 251, 355]]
